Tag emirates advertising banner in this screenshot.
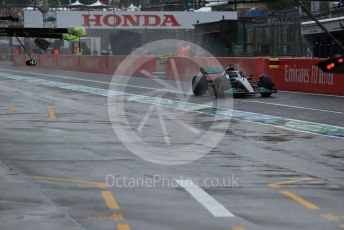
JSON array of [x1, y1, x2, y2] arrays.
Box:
[[24, 11, 238, 29]]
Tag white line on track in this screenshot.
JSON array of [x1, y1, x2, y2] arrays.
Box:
[[235, 99, 344, 115], [176, 180, 234, 218], [1, 72, 343, 139], [1, 68, 343, 115], [279, 90, 344, 98], [0, 68, 190, 95]]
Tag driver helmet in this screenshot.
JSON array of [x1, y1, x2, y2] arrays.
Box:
[[225, 64, 235, 72]]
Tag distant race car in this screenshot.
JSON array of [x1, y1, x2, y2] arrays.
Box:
[[192, 65, 277, 98]]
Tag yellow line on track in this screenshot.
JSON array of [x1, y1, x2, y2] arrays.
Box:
[[117, 224, 131, 230], [48, 108, 57, 121], [33, 176, 106, 188], [6, 105, 13, 114], [102, 190, 120, 210], [281, 191, 320, 210], [322, 214, 340, 221], [112, 213, 125, 220], [233, 227, 246, 230], [268, 177, 314, 188], [34, 176, 130, 227]]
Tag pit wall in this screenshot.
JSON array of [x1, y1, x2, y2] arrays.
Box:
[[164, 57, 344, 96], [13, 54, 344, 96], [13, 54, 157, 76], [265, 58, 343, 96]]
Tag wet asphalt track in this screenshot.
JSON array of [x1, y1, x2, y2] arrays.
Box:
[[0, 63, 343, 230]]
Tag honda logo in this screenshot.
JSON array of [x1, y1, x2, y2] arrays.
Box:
[[82, 14, 181, 28]]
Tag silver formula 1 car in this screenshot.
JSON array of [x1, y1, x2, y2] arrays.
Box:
[[192, 65, 277, 98]]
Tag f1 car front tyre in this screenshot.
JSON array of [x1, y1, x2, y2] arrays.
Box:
[[192, 75, 208, 96], [258, 75, 274, 97], [214, 75, 232, 98], [260, 92, 272, 97]]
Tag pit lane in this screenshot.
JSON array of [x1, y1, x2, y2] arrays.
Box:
[[0, 63, 343, 230]]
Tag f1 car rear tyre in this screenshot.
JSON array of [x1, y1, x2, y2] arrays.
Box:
[[192, 75, 208, 96]]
